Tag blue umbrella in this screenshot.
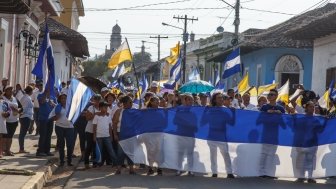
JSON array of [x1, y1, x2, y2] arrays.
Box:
[[179, 80, 215, 94]]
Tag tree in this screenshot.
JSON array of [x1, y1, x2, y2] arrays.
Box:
[[132, 52, 152, 65], [82, 59, 108, 78]]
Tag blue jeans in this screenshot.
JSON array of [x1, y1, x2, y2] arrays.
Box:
[[55, 126, 74, 163], [37, 119, 54, 154], [19, 117, 32, 151], [97, 137, 118, 165]]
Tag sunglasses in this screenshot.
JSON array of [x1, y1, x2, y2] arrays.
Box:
[[268, 93, 277, 96]]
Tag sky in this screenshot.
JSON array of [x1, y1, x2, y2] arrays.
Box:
[[77, 0, 335, 60]]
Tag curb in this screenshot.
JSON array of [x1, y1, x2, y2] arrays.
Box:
[[21, 157, 58, 189]]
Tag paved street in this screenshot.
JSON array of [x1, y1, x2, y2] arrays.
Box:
[[58, 165, 336, 189]]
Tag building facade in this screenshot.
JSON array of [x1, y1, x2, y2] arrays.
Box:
[[286, 3, 336, 96], [0, 0, 63, 86]]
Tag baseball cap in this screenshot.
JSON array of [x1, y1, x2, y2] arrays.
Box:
[[101, 87, 109, 93], [4, 85, 13, 91], [151, 81, 158, 88], [2, 77, 8, 81]]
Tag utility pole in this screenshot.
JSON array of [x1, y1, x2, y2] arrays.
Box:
[[150, 35, 168, 81], [234, 0, 240, 45], [173, 15, 198, 84], [149, 35, 168, 61]]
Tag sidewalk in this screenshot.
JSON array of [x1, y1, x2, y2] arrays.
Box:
[[0, 127, 58, 189]]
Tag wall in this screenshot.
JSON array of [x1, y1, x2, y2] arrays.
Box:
[[241, 48, 313, 89], [312, 33, 336, 96], [0, 17, 9, 80], [52, 40, 71, 82]]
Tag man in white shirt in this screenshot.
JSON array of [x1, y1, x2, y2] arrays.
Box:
[[31, 82, 43, 135], [241, 92, 258, 111], [228, 88, 240, 109]]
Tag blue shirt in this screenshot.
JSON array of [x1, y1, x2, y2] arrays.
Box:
[[260, 104, 285, 114], [37, 94, 57, 121]]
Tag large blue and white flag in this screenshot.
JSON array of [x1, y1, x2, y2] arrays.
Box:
[[188, 67, 200, 81], [222, 48, 241, 79], [164, 57, 182, 89], [214, 69, 220, 87], [119, 107, 336, 178], [32, 24, 56, 98], [65, 78, 94, 124]]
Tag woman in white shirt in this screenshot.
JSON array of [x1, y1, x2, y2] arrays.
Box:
[[0, 96, 10, 158], [2, 86, 19, 156], [51, 93, 74, 166], [18, 86, 34, 153]]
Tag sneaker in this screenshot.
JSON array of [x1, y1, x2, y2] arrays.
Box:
[[67, 163, 74, 166], [227, 174, 235, 178], [36, 153, 47, 157], [307, 179, 316, 183], [115, 170, 121, 175], [59, 162, 65, 167], [212, 174, 218, 177], [188, 171, 194, 176], [176, 171, 182, 176], [147, 168, 154, 175], [85, 164, 90, 169], [157, 168, 163, 176], [295, 178, 305, 183]]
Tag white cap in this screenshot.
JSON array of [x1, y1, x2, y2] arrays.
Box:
[[151, 81, 158, 88], [2, 77, 8, 81], [101, 87, 109, 93]]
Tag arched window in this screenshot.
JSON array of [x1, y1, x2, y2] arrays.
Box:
[[275, 55, 303, 94]]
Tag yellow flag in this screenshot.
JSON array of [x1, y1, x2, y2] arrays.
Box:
[[277, 80, 290, 105], [108, 41, 132, 69], [258, 83, 278, 96], [166, 42, 180, 65], [238, 73, 249, 95], [318, 90, 330, 109]]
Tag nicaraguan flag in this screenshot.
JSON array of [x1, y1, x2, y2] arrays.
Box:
[[118, 106, 336, 178], [32, 24, 56, 98], [65, 78, 94, 124], [222, 48, 241, 79], [188, 67, 200, 81], [164, 57, 182, 89], [214, 69, 220, 87]]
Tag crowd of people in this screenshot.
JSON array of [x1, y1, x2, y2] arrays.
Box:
[[1, 77, 336, 183]]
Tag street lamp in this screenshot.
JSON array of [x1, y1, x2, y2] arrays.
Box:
[[162, 22, 188, 84]]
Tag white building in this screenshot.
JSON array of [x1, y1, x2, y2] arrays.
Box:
[[286, 6, 336, 95]]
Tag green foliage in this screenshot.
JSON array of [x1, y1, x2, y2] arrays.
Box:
[[82, 59, 108, 78], [133, 52, 152, 65]]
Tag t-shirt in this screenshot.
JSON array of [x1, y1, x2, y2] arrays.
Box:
[[0, 100, 8, 134], [85, 105, 100, 133], [93, 114, 112, 138], [2, 96, 19, 123], [231, 98, 240, 109], [37, 94, 56, 121], [260, 104, 286, 114], [31, 89, 42, 108], [49, 104, 73, 128], [241, 103, 258, 111], [20, 94, 34, 119]]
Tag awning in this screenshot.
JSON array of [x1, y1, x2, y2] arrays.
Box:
[[40, 18, 90, 58]]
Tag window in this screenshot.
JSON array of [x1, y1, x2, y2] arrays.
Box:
[[256, 64, 262, 87], [326, 67, 336, 90]]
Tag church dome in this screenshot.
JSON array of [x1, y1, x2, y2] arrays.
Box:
[[112, 24, 121, 34]]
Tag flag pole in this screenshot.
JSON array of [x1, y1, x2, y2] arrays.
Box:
[[125, 38, 142, 109]]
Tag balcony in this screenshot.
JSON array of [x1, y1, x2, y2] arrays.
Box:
[[0, 0, 31, 14]]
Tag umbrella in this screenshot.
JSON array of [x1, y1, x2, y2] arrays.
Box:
[[179, 80, 215, 94], [77, 76, 107, 94]]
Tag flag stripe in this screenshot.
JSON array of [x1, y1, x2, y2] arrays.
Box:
[[222, 48, 241, 79], [108, 41, 132, 69]]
